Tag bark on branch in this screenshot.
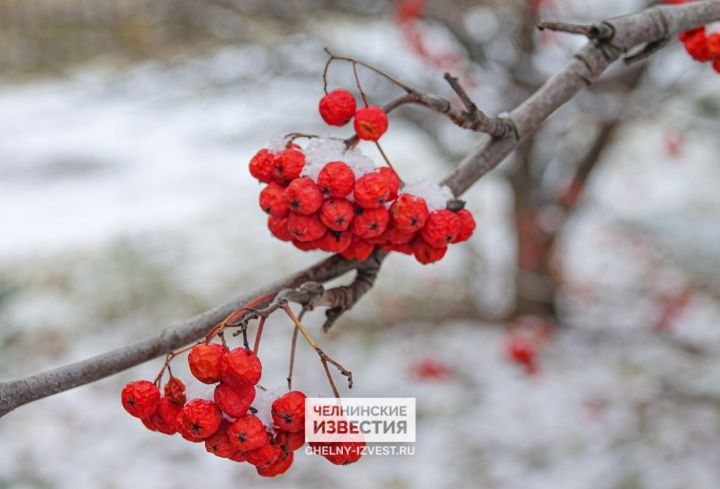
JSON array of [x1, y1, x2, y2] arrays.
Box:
[[1, 0, 718, 418]]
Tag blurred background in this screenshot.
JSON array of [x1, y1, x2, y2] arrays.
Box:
[[1, 0, 720, 488]]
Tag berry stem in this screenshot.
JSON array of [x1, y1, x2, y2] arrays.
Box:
[[252, 316, 266, 354], [323, 47, 415, 94], [286, 308, 305, 391], [374, 141, 401, 181], [352, 62, 369, 107]]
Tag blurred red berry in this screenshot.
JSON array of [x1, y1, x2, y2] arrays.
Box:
[[378, 167, 400, 200], [141, 397, 182, 434], [268, 215, 293, 242], [285, 177, 323, 215], [451, 208, 476, 243], [257, 451, 294, 477], [271, 391, 307, 433], [412, 238, 447, 264], [340, 237, 375, 261], [316, 230, 352, 253], [244, 442, 282, 468], [163, 376, 186, 406]]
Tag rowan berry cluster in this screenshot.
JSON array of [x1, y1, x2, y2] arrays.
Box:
[[668, 0, 720, 73], [249, 89, 476, 265], [121, 342, 363, 477]]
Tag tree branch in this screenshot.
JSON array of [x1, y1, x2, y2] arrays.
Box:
[[1, 0, 718, 418]]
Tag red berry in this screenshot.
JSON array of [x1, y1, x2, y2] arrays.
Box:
[[386, 225, 416, 244], [420, 209, 461, 247], [714, 60, 720, 74], [268, 215, 293, 242], [390, 194, 429, 233], [205, 420, 241, 459], [352, 206, 390, 239], [142, 397, 182, 434], [319, 198, 354, 231], [354, 172, 389, 209], [451, 208, 476, 243], [683, 29, 710, 62], [285, 177, 323, 215], [678, 26, 703, 43], [220, 347, 262, 387], [707, 32, 720, 58], [244, 442, 282, 468], [382, 242, 415, 255], [319, 90, 357, 126], [378, 167, 400, 200], [316, 230, 352, 253], [287, 212, 327, 242], [413, 238, 448, 265], [228, 450, 247, 462], [229, 414, 268, 452], [121, 380, 160, 419], [176, 399, 222, 440], [354, 106, 388, 141], [310, 440, 365, 465], [271, 391, 307, 433], [259, 182, 289, 218], [188, 343, 227, 384], [317, 161, 356, 197], [257, 451, 294, 477], [249, 149, 274, 183], [214, 382, 256, 417], [340, 237, 375, 261], [164, 376, 186, 406], [293, 239, 320, 251], [272, 149, 305, 185], [274, 430, 306, 451]]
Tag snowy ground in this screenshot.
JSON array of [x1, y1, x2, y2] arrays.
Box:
[[2, 7, 720, 489]]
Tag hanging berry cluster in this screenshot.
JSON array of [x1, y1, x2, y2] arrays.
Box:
[[668, 0, 720, 73], [249, 72, 476, 265], [121, 338, 364, 477]]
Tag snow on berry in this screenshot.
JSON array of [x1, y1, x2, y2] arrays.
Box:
[[228, 414, 268, 452], [319, 197, 355, 231], [287, 212, 327, 242], [249, 148, 275, 183], [214, 382, 256, 418], [176, 399, 223, 440], [285, 177, 323, 215], [420, 209, 461, 248], [354, 172, 389, 209], [271, 391, 307, 433], [352, 206, 390, 239], [319, 90, 357, 126], [220, 347, 262, 387], [354, 106, 389, 141], [259, 182, 289, 218], [188, 343, 227, 384], [317, 161, 356, 197], [121, 380, 160, 419], [272, 148, 305, 185], [401, 181, 454, 211]]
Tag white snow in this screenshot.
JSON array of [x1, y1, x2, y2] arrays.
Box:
[[400, 181, 455, 211]]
